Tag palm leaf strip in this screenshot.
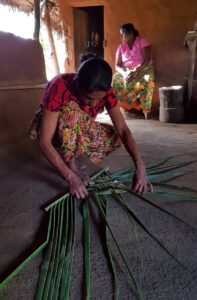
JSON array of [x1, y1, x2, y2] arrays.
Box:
[[82, 198, 91, 300], [35, 201, 59, 299], [110, 160, 196, 183], [146, 156, 181, 170], [92, 191, 144, 300], [50, 198, 65, 299], [153, 182, 197, 194], [117, 184, 192, 228], [51, 195, 69, 299], [109, 192, 144, 269], [111, 190, 189, 271], [153, 190, 197, 201], [45, 193, 69, 212], [0, 208, 52, 291], [59, 195, 75, 298], [147, 160, 196, 175], [0, 163, 196, 297], [42, 202, 61, 299], [100, 195, 120, 300]]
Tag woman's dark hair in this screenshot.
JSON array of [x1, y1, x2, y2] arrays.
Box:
[[80, 52, 98, 64], [75, 58, 112, 94], [120, 23, 139, 37]]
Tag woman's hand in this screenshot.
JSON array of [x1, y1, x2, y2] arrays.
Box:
[[132, 166, 153, 195], [123, 70, 131, 82], [125, 67, 138, 81], [107, 107, 153, 195], [67, 172, 89, 199]]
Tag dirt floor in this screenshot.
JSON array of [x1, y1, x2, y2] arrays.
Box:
[[0, 115, 197, 300]]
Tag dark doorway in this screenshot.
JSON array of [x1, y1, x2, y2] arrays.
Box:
[[73, 6, 104, 69]]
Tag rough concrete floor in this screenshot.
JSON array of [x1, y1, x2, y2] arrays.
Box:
[[0, 116, 197, 300]]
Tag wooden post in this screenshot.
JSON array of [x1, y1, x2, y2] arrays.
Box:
[[184, 31, 197, 111], [187, 39, 197, 109], [60, 20, 70, 72], [42, 1, 60, 75], [33, 0, 40, 40]]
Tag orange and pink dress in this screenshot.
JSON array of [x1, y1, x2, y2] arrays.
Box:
[[29, 73, 121, 163]]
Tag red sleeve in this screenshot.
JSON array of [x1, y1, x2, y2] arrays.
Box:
[[104, 87, 118, 110], [42, 75, 70, 112]]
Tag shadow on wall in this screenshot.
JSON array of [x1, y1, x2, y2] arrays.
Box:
[[0, 31, 47, 141]]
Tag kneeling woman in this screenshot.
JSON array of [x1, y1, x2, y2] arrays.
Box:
[[30, 57, 151, 198]]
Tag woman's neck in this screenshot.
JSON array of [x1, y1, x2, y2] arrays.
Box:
[[127, 36, 136, 49], [127, 42, 133, 49]]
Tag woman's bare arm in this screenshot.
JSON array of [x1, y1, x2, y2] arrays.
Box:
[[39, 108, 88, 198], [137, 45, 152, 70], [108, 106, 152, 194], [115, 48, 134, 80], [115, 50, 126, 76], [39, 109, 71, 180]]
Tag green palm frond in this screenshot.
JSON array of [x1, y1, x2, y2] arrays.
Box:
[[82, 198, 91, 300], [101, 197, 120, 300], [0, 158, 197, 299], [93, 191, 144, 300], [111, 190, 189, 271], [117, 183, 193, 228]]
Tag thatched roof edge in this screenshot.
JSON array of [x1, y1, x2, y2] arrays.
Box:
[[0, 0, 33, 13], [0, 0, 62, 34]]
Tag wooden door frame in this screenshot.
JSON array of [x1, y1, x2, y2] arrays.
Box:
[[73, 8, 89, 69], [69, 0, 106, 7], [70, 0, 105, 70]]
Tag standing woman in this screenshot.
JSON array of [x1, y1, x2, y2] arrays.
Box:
[[112, 23, 155, 119]]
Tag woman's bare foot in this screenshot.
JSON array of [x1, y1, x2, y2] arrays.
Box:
[[144, 112, 151, 120]]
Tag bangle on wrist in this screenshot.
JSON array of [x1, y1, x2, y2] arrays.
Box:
[[135, 162, 146, 171], [65, 172, 72, 183]]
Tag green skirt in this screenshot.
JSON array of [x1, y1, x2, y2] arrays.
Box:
[[112, 65, 155, 113]]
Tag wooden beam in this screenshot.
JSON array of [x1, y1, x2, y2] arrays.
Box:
[[33, 0, 41, 40], [184, 31, 197, 111], [69, 0, 106, 7], [42, 2, 60, 75], [187, 39, 197, 109]]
